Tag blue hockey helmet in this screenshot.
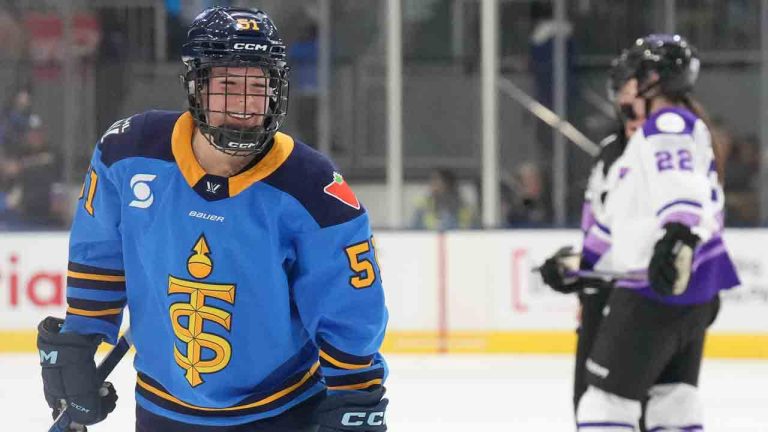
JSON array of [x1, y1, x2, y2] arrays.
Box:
[[181, 7, 289, 156], [624, 34, 699, 98]]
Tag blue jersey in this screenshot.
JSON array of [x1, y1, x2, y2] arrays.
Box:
[[61, 111, 388, 426]]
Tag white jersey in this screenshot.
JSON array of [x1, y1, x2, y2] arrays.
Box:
[[598, 107, 738, 305], [579, 132, 626, 274]]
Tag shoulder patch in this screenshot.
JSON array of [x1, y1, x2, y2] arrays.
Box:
[[323, 172, 360, 210], [98, 110, 181, 167], [643, 107, 697, 138], [263, 139, 365, 228]]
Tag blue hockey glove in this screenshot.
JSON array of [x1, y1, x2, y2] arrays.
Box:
[[37, 317, 118, 426]]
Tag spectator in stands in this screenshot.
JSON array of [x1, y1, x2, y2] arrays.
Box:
[[503, 161, 549, 226], [1, 114, 63, 228], [0, 87, 33, 156], [724, 134, 760, 225], [287, 23, 319, 144], [412, 168, 477, 230]]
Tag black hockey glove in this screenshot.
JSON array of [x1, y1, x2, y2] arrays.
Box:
[[316, 387, 388, 431], [539, 246, 581, 294], [648, 223, 700, 296], [37, 316, 118, 426]]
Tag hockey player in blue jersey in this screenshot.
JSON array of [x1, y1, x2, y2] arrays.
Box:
[[36, 6, 389, 431]]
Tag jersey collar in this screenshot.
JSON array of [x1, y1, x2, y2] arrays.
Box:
[[171, 112, 294, 199]]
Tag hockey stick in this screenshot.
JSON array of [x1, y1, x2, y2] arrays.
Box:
[[566, 269, 646, 282], [47, 329, 133, 432], [531, 265, 646, 282], [497, 77, 601, 157]]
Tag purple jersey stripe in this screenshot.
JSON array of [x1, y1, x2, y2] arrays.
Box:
[[584, 231, 611, 256], [643, 107, 698, 138], [581, 202, 596, 233], [656, 199, 702, 217], [577, 422, 636, 430], [692, 243, 727, 272], [619, 251, 739, 305], [619, 167, 630, 179], [648, 425, 703, 432], [595, 221, 611, 235], [581, 249, 601, 270], [660, 211, 701, 227]]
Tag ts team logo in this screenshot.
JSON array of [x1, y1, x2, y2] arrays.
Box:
[[129, 174, 157, 209], [169, 234, 236, 387], [324, 172, 360, 210]]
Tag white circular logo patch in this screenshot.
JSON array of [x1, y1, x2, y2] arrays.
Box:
[[129, 173, 157, 209], [655, 112, 686, 133]]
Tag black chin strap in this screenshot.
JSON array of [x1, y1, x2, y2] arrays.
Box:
[[636, 79, 661, 122]]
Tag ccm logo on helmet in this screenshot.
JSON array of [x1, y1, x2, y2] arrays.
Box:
[[228, 141, 257, 150], [341, 412, 385, 427], [233, 43, 268, 52]]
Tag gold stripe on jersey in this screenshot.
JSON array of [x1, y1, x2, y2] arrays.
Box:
[[66, 307, 123, 317], [327, 378, 383, 391], [136, 361, 320, 412], [319, 350, 373, 370], [67, 270, 126, 282], [171, 112, 206, 188]]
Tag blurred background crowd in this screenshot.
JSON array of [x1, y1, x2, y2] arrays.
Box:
[[0, 0, 762, 230]]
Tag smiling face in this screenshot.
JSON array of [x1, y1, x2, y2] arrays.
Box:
[[203, 66, 271, 130]]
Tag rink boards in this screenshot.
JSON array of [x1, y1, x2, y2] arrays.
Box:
[[0, 230, 766, 358]]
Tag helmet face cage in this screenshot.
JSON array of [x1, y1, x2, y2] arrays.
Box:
[[184, 58, 289, 157], [181, 7, 290, 157]]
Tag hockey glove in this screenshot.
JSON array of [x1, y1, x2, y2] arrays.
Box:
[[648, 223, 699, 296], [37, 316, 118, 426], [540, 246, 581, 294], [316, 387, 388, 431]]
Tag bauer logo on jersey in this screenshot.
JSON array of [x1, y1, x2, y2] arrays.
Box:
[[129, 174, 157, 209], [168, 234, 236, 387], [324, 172, 360, 210]]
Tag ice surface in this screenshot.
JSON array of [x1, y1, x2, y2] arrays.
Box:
[[4, 353, 766, 431]]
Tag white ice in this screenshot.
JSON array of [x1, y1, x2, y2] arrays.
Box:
[[4, 353, 767, 431]]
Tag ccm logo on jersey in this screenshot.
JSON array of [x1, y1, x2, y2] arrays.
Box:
[[233, 43, 268, 52], [129, 174, 157, 208], [341, 411, 385, 427]]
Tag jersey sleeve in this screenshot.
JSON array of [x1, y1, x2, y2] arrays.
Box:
[[61, 144, 126, 345], [580, 159, 612, 271], [641, 119, 715, 241], [290, 211, 388, 395]]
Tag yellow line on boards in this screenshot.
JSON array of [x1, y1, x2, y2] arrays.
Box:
[[2, 330, 767, 359]]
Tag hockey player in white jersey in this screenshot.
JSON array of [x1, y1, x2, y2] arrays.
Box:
[[539, 50, 645, 414], [576, 34, 740, 432]]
